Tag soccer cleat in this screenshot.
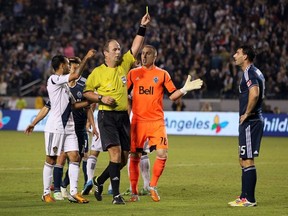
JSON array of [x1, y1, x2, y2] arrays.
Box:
[[82, 180, 93, 195], [149, 186, 160, 202], [228, 196, 241, 206], [139, 188, 150, 196], [92, 176, 103, 201], [112, 194, 126, 205], [41, 194, 55, 203], [61, 186, 69, 198], [228, 197, 257, 207], [129, 194, 140, 202], [122, 188, 131, 196], [107, 189, 113, 195], [239, 198, 257, 207], [53, 191, 64, 200], [68, 193, 89, 204]]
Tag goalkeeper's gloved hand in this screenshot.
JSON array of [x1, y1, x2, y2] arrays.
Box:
[[180, 75, 203, 95]]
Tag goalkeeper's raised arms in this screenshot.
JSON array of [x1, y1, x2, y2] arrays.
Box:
[[180, 75, 203, 95]]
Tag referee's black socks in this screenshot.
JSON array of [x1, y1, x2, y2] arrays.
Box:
[[108, 161, 121, 197]]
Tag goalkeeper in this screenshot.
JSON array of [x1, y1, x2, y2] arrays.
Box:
[[127, 44, 203, 202]]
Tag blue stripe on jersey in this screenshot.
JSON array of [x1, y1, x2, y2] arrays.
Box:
[[61, 101, 72, 129]]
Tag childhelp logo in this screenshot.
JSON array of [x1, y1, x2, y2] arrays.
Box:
[[211, 115, 229, 133], [0, 110, 11, 129]]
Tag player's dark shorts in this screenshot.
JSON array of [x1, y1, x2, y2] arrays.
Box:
[[76, 129, 89, 157], [98, 110, 130, 152], [238, 119, 264, 159]]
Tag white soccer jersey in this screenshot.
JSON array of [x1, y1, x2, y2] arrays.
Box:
[[44, 74, 75, 134]]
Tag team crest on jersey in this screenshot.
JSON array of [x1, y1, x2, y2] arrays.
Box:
[[53, 146, 58, 154], [153, 77, 159, 83], [77, 91, 82, 98], [121, 76, 127, 84]]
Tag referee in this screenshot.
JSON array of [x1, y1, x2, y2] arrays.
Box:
[[83, 12, 150, 205]]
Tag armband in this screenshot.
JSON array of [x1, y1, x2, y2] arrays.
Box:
[[137, 25, 146, 36]]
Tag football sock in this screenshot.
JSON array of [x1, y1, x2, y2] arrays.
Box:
[[243, 166, 257, 202], [97, 165, 110, 185], [126, 154, 132, 191], [108, 182, 112, 192], [69, 162, 80, 196], [150, 157, 167, 187], [62, 168, 70, 187], [82, 159, 88, 184], [140, 154, 150, 190], [240, 168, 245, 199], [108, 161, 121, 197], [86, 155, 97, 182], [53, 164, 63, 192], [129, 156, 140, 194], [43, 162, 54, 195]]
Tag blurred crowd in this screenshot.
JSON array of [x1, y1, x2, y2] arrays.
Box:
[[0, 0, 288, 99]]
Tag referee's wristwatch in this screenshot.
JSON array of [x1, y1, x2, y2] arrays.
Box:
[[98, 95, 103, 102]]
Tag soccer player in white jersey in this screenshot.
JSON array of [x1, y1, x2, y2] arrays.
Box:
[[41, 52, 94, 203]]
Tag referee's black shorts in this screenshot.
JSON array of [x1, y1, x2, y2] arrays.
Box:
[[97, 110, 130, 152]]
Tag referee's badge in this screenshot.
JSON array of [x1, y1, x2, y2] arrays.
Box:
[[121, 76, 127, 84], [153, 76, 159, 83]]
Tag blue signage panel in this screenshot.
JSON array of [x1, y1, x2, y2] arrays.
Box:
[[263, 114, 288, 137], [0, 110, 21, 130]]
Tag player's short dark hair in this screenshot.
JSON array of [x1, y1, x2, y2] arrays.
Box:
[[51, 55, 67, 71], [239, 45, 256, 62], [69, 56, 81, 64], [144, 45, 157, 57]]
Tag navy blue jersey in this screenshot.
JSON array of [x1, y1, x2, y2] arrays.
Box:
[[70, 71, 90, 131], [239, 65, 265, 120]]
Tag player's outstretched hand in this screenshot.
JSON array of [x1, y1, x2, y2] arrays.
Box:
[[24, 124, 34, 135], [181, 75, 203, 93]]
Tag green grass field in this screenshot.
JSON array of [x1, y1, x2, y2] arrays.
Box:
[[0, 131, 287, 216]]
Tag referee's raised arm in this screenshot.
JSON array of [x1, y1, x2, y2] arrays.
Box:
[[130, 13, 151, 58]]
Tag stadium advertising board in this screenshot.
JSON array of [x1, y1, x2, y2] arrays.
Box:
[[1, 109, 288, 137], [164, 111, 239, 136], [0, 110, 21, 130], [263, 114, 288, 137], [17, 109, 49, 131]]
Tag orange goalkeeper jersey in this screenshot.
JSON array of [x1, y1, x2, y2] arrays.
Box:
[[127, 65, 177, 122]]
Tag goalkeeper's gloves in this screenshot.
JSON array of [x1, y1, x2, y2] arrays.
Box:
[[180, 75, 203, 95]]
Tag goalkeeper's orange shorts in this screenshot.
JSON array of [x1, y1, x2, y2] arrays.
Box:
[[130, 120, 168, 153]]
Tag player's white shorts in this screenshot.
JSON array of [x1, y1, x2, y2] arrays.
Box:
[[88, 120, 103, 152], [90, 134, 103, 152], [44, 132, 79, 156]]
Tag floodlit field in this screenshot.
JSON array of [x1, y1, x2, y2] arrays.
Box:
[[0, 131, 287, 216]]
